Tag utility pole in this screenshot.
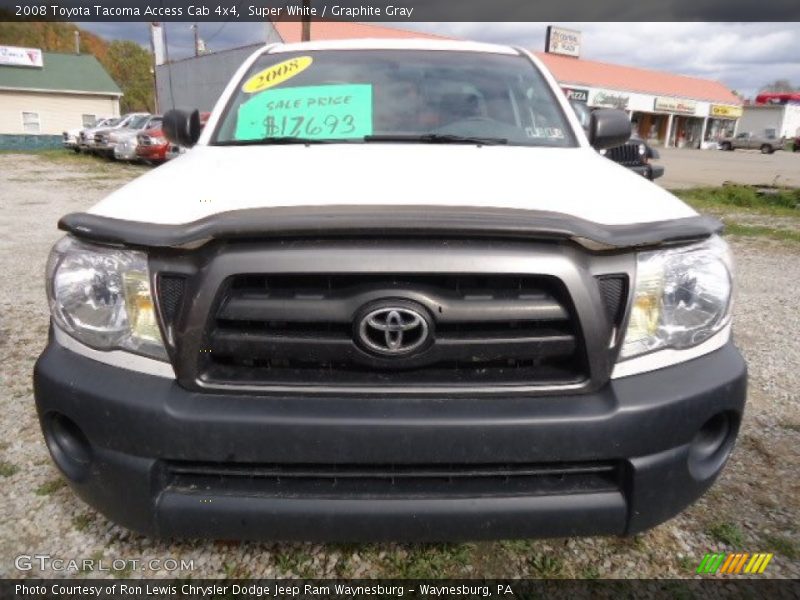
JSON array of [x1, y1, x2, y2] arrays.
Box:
[[192, 23, 200, 56], [301, 0, 311, 41], [73, 30, 80, 54]]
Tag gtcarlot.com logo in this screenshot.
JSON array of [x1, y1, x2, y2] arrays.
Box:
[[697, 552, 773, 575], [15, 554, 195, 573]]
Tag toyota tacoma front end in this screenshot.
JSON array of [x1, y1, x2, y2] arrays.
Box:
[[34, 39, 746, 541]]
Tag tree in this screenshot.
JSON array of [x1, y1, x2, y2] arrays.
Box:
[[100, 40, 154, 113], [760, 79, 796, 93]]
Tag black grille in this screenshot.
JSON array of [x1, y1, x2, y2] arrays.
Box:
[[199, 274, 587, 389], [597, 275, 628, 327], [606, 142, 643, 167], [157, 274, 187, 330], [165, 461, 621, 499]]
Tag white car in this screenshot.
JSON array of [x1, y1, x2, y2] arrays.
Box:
[[112, 115, 163, 161], [37, 39, 745, 541], [61, 127, 83, 152]]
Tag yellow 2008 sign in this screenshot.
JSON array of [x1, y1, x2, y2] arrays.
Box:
[[242, 56, 313, 94]]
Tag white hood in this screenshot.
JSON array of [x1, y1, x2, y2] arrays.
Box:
[[89, 144, 695, 226]]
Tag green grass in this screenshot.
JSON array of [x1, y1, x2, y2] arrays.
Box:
[[707, 521, 746, 549], [35, 478, 66, 496], [763, 534, 799, 560], [72, 513, 94, 532], [673, 185, 800, 216], [723, 222, 800, 243], [382, 543, 473, 578], [0, 461, 19, 477]]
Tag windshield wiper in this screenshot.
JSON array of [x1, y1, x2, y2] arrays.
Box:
[[214, 137, 346, 146], [363, 134, 508, 146]]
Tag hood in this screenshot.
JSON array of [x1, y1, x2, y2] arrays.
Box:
[[88, 143, 695, 226]]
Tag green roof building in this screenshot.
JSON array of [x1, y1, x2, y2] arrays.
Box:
[[0, 48, 122, 146]]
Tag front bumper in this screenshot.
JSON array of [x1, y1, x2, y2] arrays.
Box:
[[34, 338, 746, 541]]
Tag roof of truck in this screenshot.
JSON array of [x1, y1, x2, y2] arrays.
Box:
[[268, 37, 519, 55]]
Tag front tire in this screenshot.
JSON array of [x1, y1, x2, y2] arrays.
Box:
[[721, 142, 732, 151], [760, 144, 774, 154]]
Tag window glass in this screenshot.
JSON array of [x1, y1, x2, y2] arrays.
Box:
[[213, 50, 576, 148]]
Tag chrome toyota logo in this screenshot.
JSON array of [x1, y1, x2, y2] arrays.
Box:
[[357, 306, 430, 356]]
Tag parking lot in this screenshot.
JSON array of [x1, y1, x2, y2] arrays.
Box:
[[657, 147, 800, 189], [0, 150, 798, 579]]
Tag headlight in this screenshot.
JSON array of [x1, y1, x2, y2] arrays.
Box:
[[46, 237, 167, 360], [619, 235, 733, 360], [152, 136, 167, 145], [637, 143, 646, 156]]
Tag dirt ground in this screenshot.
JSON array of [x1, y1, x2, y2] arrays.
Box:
[[0, 152, 797, 579]]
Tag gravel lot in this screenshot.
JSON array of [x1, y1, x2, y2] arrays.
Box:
[[0, 152, 797, 579]]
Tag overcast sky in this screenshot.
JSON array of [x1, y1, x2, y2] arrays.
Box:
[[78, 22, 800, 99]]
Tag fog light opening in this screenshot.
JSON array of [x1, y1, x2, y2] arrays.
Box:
[[688, 411, 738, 481], [44, 413, 92, 482]]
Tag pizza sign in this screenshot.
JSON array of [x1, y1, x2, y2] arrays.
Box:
[[0, 45, 43, 68]]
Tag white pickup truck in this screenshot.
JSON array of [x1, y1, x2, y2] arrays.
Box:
[[36, 39, 745, 541]]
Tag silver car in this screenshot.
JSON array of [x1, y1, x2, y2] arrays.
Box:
[[720, 131, 783, 154]]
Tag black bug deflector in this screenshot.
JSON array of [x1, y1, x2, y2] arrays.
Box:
[[58, 206, 722, 252]]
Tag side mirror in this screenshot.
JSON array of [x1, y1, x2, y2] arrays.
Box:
[[589, 108, 631, 150], [163, 109, 201, 148]]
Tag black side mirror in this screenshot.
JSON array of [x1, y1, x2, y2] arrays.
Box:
[[589, 108, 631, 150], [163, 109, 201, 148]]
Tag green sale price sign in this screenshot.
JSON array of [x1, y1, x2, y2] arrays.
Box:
[[235, 84, 373, 140]]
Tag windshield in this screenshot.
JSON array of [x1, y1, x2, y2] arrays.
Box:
[[212, 50, 576, 147], [128, 115, 151, 130]]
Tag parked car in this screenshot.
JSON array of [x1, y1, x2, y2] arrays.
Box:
[[77, 117, 117, 152], [113, 115, 162, 161], [92, 113, 150, 158], [136, 113, 210, 164], [38, 39, 744, 542], [62, 127, 83, 152], [719, 131, 783, 154], [569, 100, 663, 179]]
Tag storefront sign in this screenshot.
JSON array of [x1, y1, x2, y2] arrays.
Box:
[[0, 45, 43, 68], [710, 104, 743, 118], [562, 87, 589, 103], [654, 97, 697, 115], [590, 90, 629, 110], [545, 26, 581, 58]]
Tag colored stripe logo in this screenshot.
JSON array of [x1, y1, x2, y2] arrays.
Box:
[[697, 553, 773, 574]]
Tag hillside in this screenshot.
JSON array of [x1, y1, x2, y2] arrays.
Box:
[[0, 21, 153, 112]]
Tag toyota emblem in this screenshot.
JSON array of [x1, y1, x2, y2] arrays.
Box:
[[356, 305, 431, 356]]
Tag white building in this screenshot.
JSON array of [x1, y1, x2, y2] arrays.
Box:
[[0, 46, 121, 149]]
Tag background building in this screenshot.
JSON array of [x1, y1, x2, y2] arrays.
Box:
[[0, 46, 121, 149], [736, 103, 800, 140], [537, 51, 742, 148]]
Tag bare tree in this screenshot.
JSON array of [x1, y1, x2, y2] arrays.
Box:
[[760, 79, 796, 93]]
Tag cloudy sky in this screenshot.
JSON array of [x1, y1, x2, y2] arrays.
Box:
[[79, 22, 800, 98]]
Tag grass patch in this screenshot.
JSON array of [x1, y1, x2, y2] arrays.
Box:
[[723, 222, 800, 243], [707, 521, 745, 549], [673, 185, 800, 216], [383, 544, 473, 578], [72, 513, 94, 532], [527, 553, 565, 577], [763, 534, 799, 560], [0, 461, 19, 477], [35, 478, 66, 496]]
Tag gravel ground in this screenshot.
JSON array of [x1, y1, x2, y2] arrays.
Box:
[[0, 153, 797, 579]]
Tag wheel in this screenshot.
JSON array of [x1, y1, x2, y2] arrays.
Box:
[[72, 146, 80, 153], [760, 144, 773, 154], [721, 142, 732, 151]]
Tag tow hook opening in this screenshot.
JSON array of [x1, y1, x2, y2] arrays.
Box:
[[688, 411, 739, 480], [44, 412, 92, 482]]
